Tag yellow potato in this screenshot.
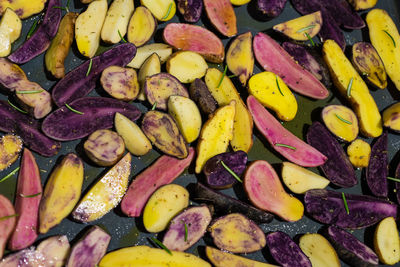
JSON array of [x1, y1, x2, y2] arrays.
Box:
[[349, 0, 377, 10], [140, 0, 176, 21], [299, 233, 340, 267], [166, 51, 208, 83], [374, 217, 400, 265], [230, 0, 251, 5], [0, 0, 46, 19], [347, 139, 371, 168], [127, 43, 172, 69], [0, 8, 22, 57], [137, 53, 161, 100], [0, 135, 22, 171], [273, 11, 322, 41], [127, 6, 157, 47], [321, 104, 359, 142], [101, 0, 134, 44]]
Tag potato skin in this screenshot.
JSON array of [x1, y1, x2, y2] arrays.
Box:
[[100, 66, 139, 101], [189, 78, 218, 115], [366, 131, 388, 197], [203, 0, 237, 37]]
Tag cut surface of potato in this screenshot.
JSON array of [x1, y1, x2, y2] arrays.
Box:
[[127, 6, 156, 47], [374, 217, 400, 265], [321, 105, 359, 142], [141, 0, 176, 21], [347, 139, 371, 168], [101, 0, 134, 44], [166, 51, 208, 83], [0, 8, 22, 57], [273, 11, 322, 41], [127, 43, 172, 69], [299, 233, 341, 267], [100, 66, 139, 101], [383, 102, 400, 132], [0, 0, 46, 19], [349, 0, 377, 10], [137, 53, 161, 101], [0, 134, 22, 171], [203, 0, 237, 37], [0, 194, 16, 259]]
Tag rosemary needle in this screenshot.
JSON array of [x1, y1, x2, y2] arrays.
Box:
[[8, 100, 27, 114], [65, 103, 84, 115], [275, 143, 297, 150], [20, 192, 42, 198], [335, 114, 352, 125], [342, 192, 350, 215], [161, 3, 173, 20], [86, 58, 93, 77], [217, 65, 228, 88], [221, 161, 242, 183], [297, 24, 316, 33], [0, 167, 20, 183], [346, 77, 354, 97], [151, 237, 172, 255]]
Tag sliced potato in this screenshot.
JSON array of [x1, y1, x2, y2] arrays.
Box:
[[374, 217, 400, 265], [0, 135, 22, 171], [166, 51, 208, 83], [0, 8, 22, 57], [349, 0, 377, 10], [383, 101, 400, 132], [100, 66, 139, 101], [299, 233, 341, 267], [101, 0, 134, 44], [140, 0, 176, 21], [273, 11, 322, 41], [127, 43, 173, 69], [230, 0, 251, 5], [347, 139, 371, 168], [137, 53, 161, 101], [127, 6, 156, 47], [321, 105, 359, 142], [0, 0, 46, 19]]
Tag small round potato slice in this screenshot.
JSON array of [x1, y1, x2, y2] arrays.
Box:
[[321, 105, 359, 142], [166, 51, 208, 83], [347, 139, 371, 168], [374, 217, 400, 265], [100, 66, 139, 101]]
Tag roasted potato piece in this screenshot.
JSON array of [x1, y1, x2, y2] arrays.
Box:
[[36, 235, 70, 267], [203, 0, 237, 37], [273, 11, 322, 41], [0, 8, 22, 57], [0, 0, 46, 19], [299, 233, 341, 267], [141, 0, 176, 21], [230, 0, 251, 5], [177, 0, 203, 22], [189, 78, 218, 115], [383, 102, 400, 132], [257, 0, 287, 18], [348, 0, 377, 10], [45, 12, 78, 79], [127, 6, 157, 47], [101, 0, 134, 44], [127, 43, 172, 69], [100, 66, 139, 101], [374, 217, 400, 265], [0, 134, 22, 171], [347, 139, 371, 168], [0, 194, 17, 259], [366, 131, 388, 197], [166, 51, 208, 83], [321, 105, 359, 142], [137, 53, 161, 101]]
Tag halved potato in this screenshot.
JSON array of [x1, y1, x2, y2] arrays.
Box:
[[137, 53, 161, 101], [349, 0, 377, 10], [166, 51, 208, 83], [374, 217, 400, 265], [273, 11, 322, 41], [127, 6, 156, 47], [141, 0, 176, 21], [0, 0, 46, 19], [0, 8, 22, 57], [299, 233, 341, 267], [321, 105, 359, 142], [127, 43, 172, 69], [347, 139, 371, 168], [101, 0, 134, 44]]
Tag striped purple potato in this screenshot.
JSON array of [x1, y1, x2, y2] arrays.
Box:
[[176, 0, 203, 23], [257, 0, 287, 18]]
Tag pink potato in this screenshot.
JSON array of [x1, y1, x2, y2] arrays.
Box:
[[0, 194, 17, 259], [203, 0, 237, 37]]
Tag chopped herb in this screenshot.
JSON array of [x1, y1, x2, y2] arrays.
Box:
[[161, 3, 173, 20], [0, 167, 20, 183], [276, 75, 284, 96], [16, 90, 44, 94], [387, 176, 400, 183], [183, 221, 188, 242], [26, 19, 39, 39], [342, 192, 349, 215], [65, 103, 84, 115], [151, 102, 157, 110], [151, 237, 172, 255], [8, 100, 27, 114], [304, 32, 315, 46], [383, 30, 396, 47], [20, 192, 41, 198], [274, 143, 297, 150], [335, 114, 352, 125], [0, 214, 19, 221], [217, 65, 228, 88], [86, 58, 93, 77], [221, 160, 243, 183], [66, 0, 71, 12], [53, 6, 68, 11], [296, 24, 316, 33], [228, 74, 236, 78], [346, 77, 354, 97], [118, 30, 127, 43]]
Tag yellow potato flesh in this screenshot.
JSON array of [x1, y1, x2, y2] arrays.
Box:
[[273, 11, 322, 41], [347, 139, 371, 168], [127, 6, 156, 47], [374, 217, 400, 265], [0, 135, 22, 171], [0, 8, 22, 57], [140, 0, 176, 21], [321, 104, 359, 142], [0, 0, 46, 19], [127, 43, 172, 69], [137, 53, 161, 101], [167, 51, 208, 83], [230, 0, 251, 5], [383, 102, 400, 132], [101, 0, 134, 44], [349, 0, 377, 10], [299, 233, 340, 267]]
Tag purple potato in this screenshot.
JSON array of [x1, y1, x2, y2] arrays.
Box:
[[52, 43, 136, 107], [8, 0, 62, 64], [42, 97, 141, 141], [266, 231, 312, 267], [163, 205, 211, 251], [366, 131, 388, 197], [305, 189, 398, 229], [257, 0, 288, 18], [189, 78, 218, 115], [325, 226, 379, 267], [306, 122, 357, 188], [395, 160, 400, 204], [177, 0, 203, 23], [203, 151, 247, 189]]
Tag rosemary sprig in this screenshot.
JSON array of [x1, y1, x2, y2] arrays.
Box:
[[20, 192, 41, 198], [16, 90, 44, 94], [0, 214, 19, 222], [0, 167, 20, 183], [8, 100, 27, 114], [217, 65, 228, 88], [346, 77, 354, 97], [151, 237, 172, 255], [151, 102, 157, 110], [221, 160, 242, 183], [387, 176, 400, 183], [304, 32, 315, 47], [53, 0, 71, 12], [275, 143, 297, 150], [297, 24, 316, 33], [383, 30, 396, 48], [228, 74, 236, 78], [161, 3, 173, 20], [26, 19, 39, 39], [118, 30, 127, 43], [86, 59, 93, 77], [183, 222, 188, 242], [342, 192, 350, 215], [335, 114, 352, 125], [276, 75, 284, 96], [65, 103, 84, 115]]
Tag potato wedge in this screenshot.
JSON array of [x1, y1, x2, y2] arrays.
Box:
[[323, 39, 382, 137], [100, 66, 139, 101], [347, 139, 371, 168], [189, 78, 218, 115], [127, 43, 172, 69], [195, 101, 236, 173], [374, 217, 400, 265], [137, 53, 161, 101], [0, 135, 22, 171], [383, 102, 400, 132], [127, 6, 156, 47], [36, 235, 70, 267], [248, 71, 297, 121], [176, 0, 202, 22], [75, 0, 108, 58], [299, 233, 341, 267], [141, 0, 176, 21], [166, 51, 207, 83], [321, 105, 359, 142], [0, 8, 22, 57], [204, 0, 237, 37], [0, 0, 46, 19], [0, 194, 17, 259], [273, 11, 322, 41], [101, 0, 134, 44], [349, 0, 377, 10]]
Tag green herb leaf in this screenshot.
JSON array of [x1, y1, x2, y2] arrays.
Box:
[[183, 221, 188, 242], [383, 30, 396, 48], [118, 30, 127, 43], [161, 3, 173, 20], [221, 160, 243, 183], [0, 214, 19, 221], [228, 74, 236, 78], [217, 65, 228, 88], [346, 77, 354, 97], [26, 19, 39, 39], [274, 143, 297, 150], [276, 75, 284, 96], [387, 176, 400, 183], [0, 167, 20, 183], [53, 6, 67, 11], [66, 0, 71, 12], [8, 100, 27, 114], [151, 237, 172, 255], [335, 114, 352, 125], [342, 192, 350, 215], [304, 32, 315, 47], [20, 192, 41, 198], [65, 103, 84, 115], [151, 102, 157, 110], [86, 58, 93, 77], [16, 90, 44, 94], [296, 24, 316, 33]]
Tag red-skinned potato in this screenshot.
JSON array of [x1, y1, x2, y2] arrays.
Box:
[[203, 0, 237, 37], [0, 194, 16, 259]]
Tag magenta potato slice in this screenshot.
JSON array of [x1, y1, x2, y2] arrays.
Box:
[[0, 194, 17, 259]]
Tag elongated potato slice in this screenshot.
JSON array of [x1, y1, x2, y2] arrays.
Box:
[[248, 72, 297, 121], [166, 51, 208, 83], [0, 0, 46, 19], [299, 233, 341, 267], [141, 0, 176, 21], [0, 135, 22, 171], [137, 53, 161, 101], [127, 6, 156, 47], [101, 0, 134, 44], [321, 105, 359, 142], [205, 68, 253, 152], [383, 102, 400, 132], [367, 9, 400, 91], [204, 0, 237, 37], [75, 0, 108, 58], [323, 39, 382, 137], [127, 43, 172, 69], [226, 32, 254, 86], [195, 101, 235, 173], [273, 11, 322, 41], [0, 8, 22, 57], [374, 217, 400, 265]]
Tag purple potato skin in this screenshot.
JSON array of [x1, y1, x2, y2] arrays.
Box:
[[366, 131, 388, 197], [189, 78, 218, 115], [66, 226, 111, 267], [163, 205, 211, 251], [305, 189, 398, 229], [42, 97, 141, 141], [0, 100, 60, 157], [192, 183, 274, 223], [8, 0, 62, 64], [395, 161, 400, 204], [325, 226, 379, 267], [266, 231, 312, 267], [257, 0, 287, 18], [52, 43, 136, 107], [177, 0, 203, 23], [306, 122, 357, 188], [203, 151, 247, 189]]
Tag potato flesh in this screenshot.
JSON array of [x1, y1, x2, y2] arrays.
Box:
[[299, 233, 340, 267], [167, 51, 208, 83], [349, 0, 377, 10], [36, 235, 70, 267], [0, 8, 22, 57], [322, 39, 382, 138], [374, 217, 400, 265], [230, 0, 251, 5], [141, 0, 176, 21], [100, 66, 139, 101], [347, 139, 371, 168], [127, 6, 156, 47], [0, 0, 46, 19], [0, 134, 22, 171], [321, 104, 359, 142], [75, 0, 108, 58], [143, 184, 189, 232], [273, 11, 322, 41], [137, 53, 161, 100], [127, 43, 172, 69], [383, 102, 400, 132], [204, 0, 237, 37], [248, 71, 297, 121], [101, 0, 134, 44]]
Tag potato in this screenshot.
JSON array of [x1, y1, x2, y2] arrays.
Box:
[[39, 153, 84, 234], [349, 0, 377, 10], [83, 129, 125, 166], [323, 39, 382, 138], [166, 51, 208, 83], [347, 139, 371, 168], [226, 32, 254, 86], [0, 8, 22, 57], [141, 0, 176, 21], [168, 95, 202, 143], [100, 66, 139, 101], [0, 134, 22, 171], [366, 131, 388, 197], [143, 184, 189, 232], [142, 110, 189, 159], [374, 217, 400, 265], [248, 72, 298, 121], [137, 53, 161, 101], [208, 213, 266, 253], [383, 101, 400, 132], [367, 9, 400, 91], [203, 0, 237, 37], [115, 112, 152, 156], [176, 0, 203, 22], [45, 12, 78, 79], [205, 68, 253, 152], [36, 235, 70, 267], [321, 105, 359, 142], [195, 101, 235, 173], [101, 0, 134, 44], [99, 246, 211, 267], [281, 162, 330, 194], [0, 0, 46, 19], [189, 78, 218, 115], [0, 194, 16, 259], [230, 0, 251, 5], [299, 233, 341, 267], [127, 6, 157, 47], [127, 43, 172, 69], [273, 11, 322, 41], [75, 0, 108, 58], [73, 153, 131, 223]]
